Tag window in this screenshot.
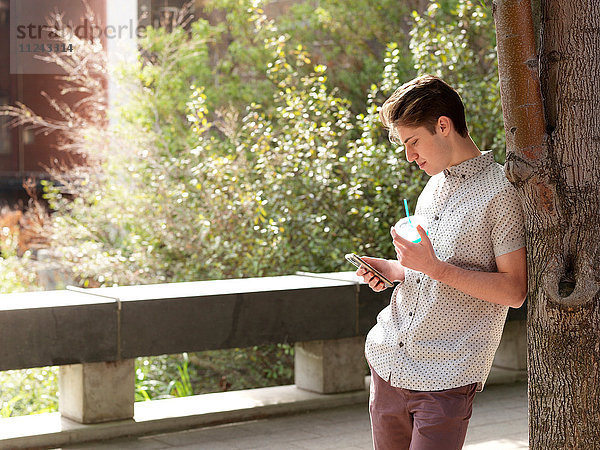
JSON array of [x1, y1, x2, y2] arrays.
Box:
[[150, 0, 190, 31], [156, 6, 180, 30], [0, 96, 11, 155], [0, 0, 8, 27]]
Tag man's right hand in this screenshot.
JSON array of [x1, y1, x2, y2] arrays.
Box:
[[355, 257, 405, 292]]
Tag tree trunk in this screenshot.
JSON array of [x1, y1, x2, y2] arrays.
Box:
[[493, 0, 600, 448]]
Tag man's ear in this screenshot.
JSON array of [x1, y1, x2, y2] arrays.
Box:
[[437, 116, 453, 136]]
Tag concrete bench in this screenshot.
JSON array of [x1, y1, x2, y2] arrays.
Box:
[[0, 271, 525, 425]]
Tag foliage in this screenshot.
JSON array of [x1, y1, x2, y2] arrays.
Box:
[[0, 218, 52, 418], [0, 0, 506, 286], [410, 0, 505, 160], [224, 39, 425, 268], [118, 15, 216, 157], [202, 0, 283, 112], [0, 230, 39, 294], [0, 230, 53, 419], [277, 0, 418, 111], [0, 367, 58, 418], [36, 2, 424, 286], [135, 345, 295, 401]]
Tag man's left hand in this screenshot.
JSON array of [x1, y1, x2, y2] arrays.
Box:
[[390, 225, 441, 277]]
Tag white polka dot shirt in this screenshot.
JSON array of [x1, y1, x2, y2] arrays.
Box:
[[365, 151, 525, 392]]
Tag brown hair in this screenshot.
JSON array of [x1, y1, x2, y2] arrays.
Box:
[[379, 75, 469, 144]]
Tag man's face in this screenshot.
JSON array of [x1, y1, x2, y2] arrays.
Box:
[[394, 122, 451, 176]]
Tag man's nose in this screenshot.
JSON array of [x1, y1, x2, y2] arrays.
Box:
[[405, 147, 417, 163]]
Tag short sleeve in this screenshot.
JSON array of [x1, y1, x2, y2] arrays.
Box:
[[490, 184, 526, 257]]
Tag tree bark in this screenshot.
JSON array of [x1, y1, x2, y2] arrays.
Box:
[[493, 0, 600, 448]]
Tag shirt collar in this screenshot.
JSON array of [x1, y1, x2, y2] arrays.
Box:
[[443, 151, 495, 179]]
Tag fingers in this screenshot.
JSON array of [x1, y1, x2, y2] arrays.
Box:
[[356, 260, 379, 277], [358, 270, 385, 292], [416, 224, 429, 242], [390, 227, 410, 248], [354, 259, 386, 292], [371, 279, 386, 292], [368, 275, 385, 291], [394, 247, 402, 260], [360, 269, 376, 283], [356, 266, 368, 277]]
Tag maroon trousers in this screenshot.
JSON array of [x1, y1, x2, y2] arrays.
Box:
[[369, 367, 477, 450]]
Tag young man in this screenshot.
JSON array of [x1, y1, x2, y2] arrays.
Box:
[[356, 75, 527, 450]]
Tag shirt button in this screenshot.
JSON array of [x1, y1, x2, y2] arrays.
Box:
[[416, 278, 421, 283], [399, 342, 404, 347], [434, 215, 439, 220], [408, 312, 413, 316]]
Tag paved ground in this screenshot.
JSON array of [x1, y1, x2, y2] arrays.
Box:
[[61, 382, 528, 449]]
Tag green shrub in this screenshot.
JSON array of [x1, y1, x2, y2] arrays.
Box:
[[0, 229, 39, 294], [135, 345, 295, 401], [42, 3, 424, 285], [0, 367, 58, 418], [278, 0, 417, 112], [0, 230, 55, 418]]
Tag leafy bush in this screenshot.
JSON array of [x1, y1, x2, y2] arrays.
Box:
[[0, 231, 39, 294], [277, 0, 418, 112], [0, 367, 58, 418], [39, 3, 424, 285], [136, 345, 294, 401], [0, 228, 55, 419]]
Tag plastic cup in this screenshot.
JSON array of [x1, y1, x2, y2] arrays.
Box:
[[394, 215, 428, 243]]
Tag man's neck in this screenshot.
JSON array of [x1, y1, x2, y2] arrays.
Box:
[[448, 135, 481, 168]]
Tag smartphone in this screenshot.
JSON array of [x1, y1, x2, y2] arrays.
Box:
[[345, 253, 394, 289]]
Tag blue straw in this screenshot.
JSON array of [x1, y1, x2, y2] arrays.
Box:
[[403, 199, 412, 225]]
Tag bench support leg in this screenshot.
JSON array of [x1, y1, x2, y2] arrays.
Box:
[[59, 359, 135, 424], [295, 336, 366, 394]]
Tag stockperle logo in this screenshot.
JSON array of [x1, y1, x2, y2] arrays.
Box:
[[10, 0, 150, 74]]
